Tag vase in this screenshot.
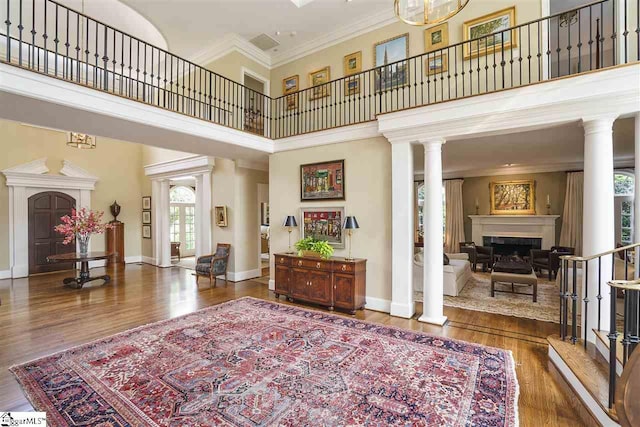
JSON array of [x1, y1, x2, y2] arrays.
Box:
[[77, 234, 90, 256]]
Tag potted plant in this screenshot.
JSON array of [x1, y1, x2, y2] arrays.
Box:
[[55, 208, 112, 255], [294, 237, 334, 259]]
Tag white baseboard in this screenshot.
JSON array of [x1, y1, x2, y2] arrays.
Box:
[[548, 345, 619, 427], [125, 255, 142, 264], [365, 296, 391, 313], [268, 279, 275, 291], [227, 268, 261, 282], [141, 256, 156, 265], [0, 270, 11, 280]]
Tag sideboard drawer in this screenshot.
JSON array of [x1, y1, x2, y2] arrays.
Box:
[[293, 258, 332, 272], [276, 256, 290, 266], [334, 262, 354, 273]]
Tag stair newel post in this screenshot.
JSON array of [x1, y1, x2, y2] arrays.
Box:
[[562, 258, 569, 340], [608, 277, 618, 408], [623, 289, 630, 364], [584, 259, 589, 348], [571, 260, 578, 344], [628, 289, 639, 357], [598, 256, 603, 331]]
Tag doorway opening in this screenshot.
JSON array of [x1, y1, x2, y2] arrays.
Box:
[[170, 183, 196, 270], [243, 69, 270, 136]]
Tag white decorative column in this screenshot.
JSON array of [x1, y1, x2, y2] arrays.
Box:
[[635, 112, 640, 278], [390, 142, 415, 319], [195, 172, 212, 258], [419, 138, 447, 325], [159, 179, 171, 267], [582, 116, 616, 342]]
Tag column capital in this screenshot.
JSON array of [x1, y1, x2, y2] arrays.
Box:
[[418, 137, 446, 149], [581, 115, 617, 135]]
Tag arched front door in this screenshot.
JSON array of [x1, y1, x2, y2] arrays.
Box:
[[28, 191, 76, 274]]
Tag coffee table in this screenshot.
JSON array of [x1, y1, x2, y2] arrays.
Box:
[[47, 252, 115, 289]]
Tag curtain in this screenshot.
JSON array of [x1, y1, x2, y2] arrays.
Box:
[[560, 172, 584, 256], [444, 179, 465, 253]]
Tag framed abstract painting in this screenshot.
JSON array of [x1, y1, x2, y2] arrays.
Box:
[[300, 207, 345, 248], [490, 180, 535, 215], [300, 160, 345, 201]]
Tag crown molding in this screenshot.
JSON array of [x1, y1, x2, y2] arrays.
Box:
[[2, 158, 49, 175], [270, 8, 397, 68], [144, 155, 215, 179], [236, 159, 269, 172], [187, 8, 397, 71], [60, 160, 99, 179], [189, 33, 272, 70]]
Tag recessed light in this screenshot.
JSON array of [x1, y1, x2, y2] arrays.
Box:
[[275, 31, 281, 36]]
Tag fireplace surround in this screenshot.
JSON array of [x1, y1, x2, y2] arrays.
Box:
[[469, 215, 560, 251]]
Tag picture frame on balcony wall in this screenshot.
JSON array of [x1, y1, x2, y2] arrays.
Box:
[[490, 179, 535, 215], [463, 6, 517, 60], [215, 206, 228, 227], [374, 33, 409, 92], [424, 22, 449, 52], [283, 75, 299, 110], [343, 51, 362, 76], [425, 53, 449, 75], [308, 67, 331, 100]]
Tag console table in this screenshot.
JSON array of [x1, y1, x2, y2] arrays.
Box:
[[274, 253, 366, 314], [47, 252, 115, 289]]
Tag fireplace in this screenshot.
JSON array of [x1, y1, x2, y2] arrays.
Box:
[[483, 236, 542, 257]]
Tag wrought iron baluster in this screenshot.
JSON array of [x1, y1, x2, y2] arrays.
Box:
[[5, 0, 11, 62], [598, 256, 603, 331], [584, 260, 589, 347], [54, 4, 59, 76], [572, 260, 578, 343], [608, 263, 618, 408], [43, 0, 47, 72]]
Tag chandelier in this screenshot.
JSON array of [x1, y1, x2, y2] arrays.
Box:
[[395, 0, 470, 26], [67, 132, 96, 149]]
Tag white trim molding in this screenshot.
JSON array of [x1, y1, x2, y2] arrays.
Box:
[[189, 33, 272, 70], [237, 159, 269, 172], [1, 158, 96, 278], [145, 156, 214, 267], [364, 296, 391, 313], [227, 268, 262, 283]]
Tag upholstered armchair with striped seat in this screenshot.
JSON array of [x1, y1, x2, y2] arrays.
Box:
[[195, 243, 231, 286]]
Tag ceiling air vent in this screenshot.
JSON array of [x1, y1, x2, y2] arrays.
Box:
[[249, 34, 280, 51]]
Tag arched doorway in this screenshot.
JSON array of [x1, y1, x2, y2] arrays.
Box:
[[28, 191, 76, 274]]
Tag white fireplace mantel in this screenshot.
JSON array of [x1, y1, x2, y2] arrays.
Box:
[[469, 215, 560, 250]]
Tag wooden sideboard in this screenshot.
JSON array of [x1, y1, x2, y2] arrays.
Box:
[[274, 253, 366, 314]]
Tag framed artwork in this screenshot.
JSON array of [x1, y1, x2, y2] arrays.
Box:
[[215, 206, 228, 227], [344, 76, 360, 96], [142, 225, 151, 239], [142, 196, 151, 210], [424, 22, 449, 52], [300, 160, 345, 201], [261, 202, 270, 225], [343, 51, 362, 76], [425, 53, 448, 75], [300, 207, 346, 248], [308, 67, 331, 100], [463, 6, 517, 59], [490, 180, 536, 215], [142, 211, 151, 224], [374, 33, 409, 92], [283, 75, 299, 110]]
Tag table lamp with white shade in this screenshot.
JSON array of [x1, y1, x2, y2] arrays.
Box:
[[343, 216, 360, 261]]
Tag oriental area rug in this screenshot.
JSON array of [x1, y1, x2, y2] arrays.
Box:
[[11, 297, 519, 426]]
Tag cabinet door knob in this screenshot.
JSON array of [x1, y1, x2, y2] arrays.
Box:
[[341, 265, 347, 271], [280, 258, 284, 263], [298, 260, 303, 266], [316, 262, 321, 269]]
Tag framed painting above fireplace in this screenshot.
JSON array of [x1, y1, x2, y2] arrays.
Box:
[[490, 180, 535, 215]]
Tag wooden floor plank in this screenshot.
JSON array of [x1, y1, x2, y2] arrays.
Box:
[[0, 264, 589, 426]]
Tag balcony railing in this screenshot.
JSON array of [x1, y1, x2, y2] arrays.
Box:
[[1, 0, 639, 140]]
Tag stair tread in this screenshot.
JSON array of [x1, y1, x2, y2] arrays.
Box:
[[593, 329, 625, 365], [548, 335, 618, 422]]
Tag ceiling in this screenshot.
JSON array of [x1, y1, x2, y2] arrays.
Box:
[[414, 118, 635, 178], [117, 0, 392, 64]]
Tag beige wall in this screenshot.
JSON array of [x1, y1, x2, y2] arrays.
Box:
[[0, 120, 144, 270], [270, 0, 542, 98], [461, 171, 568, 244], [234, 167, 269, 272], [205, 51, 271, 93], [269, 137, 392, 303]]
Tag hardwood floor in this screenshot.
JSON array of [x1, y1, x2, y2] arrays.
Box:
[[0, 263, 590, 425]]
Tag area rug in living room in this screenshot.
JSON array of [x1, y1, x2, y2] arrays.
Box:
[[11, 297, 519, 426], [442, 272, 559, 323]]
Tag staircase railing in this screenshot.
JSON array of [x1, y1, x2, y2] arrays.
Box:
[[1, 0, 639, 139], [560, 242, 640, 408]]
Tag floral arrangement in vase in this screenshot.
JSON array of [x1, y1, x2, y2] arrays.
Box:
[[54, 208, 112, 255]]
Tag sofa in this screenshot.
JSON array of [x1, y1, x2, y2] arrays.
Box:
[[413, 251, 473, 297]]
